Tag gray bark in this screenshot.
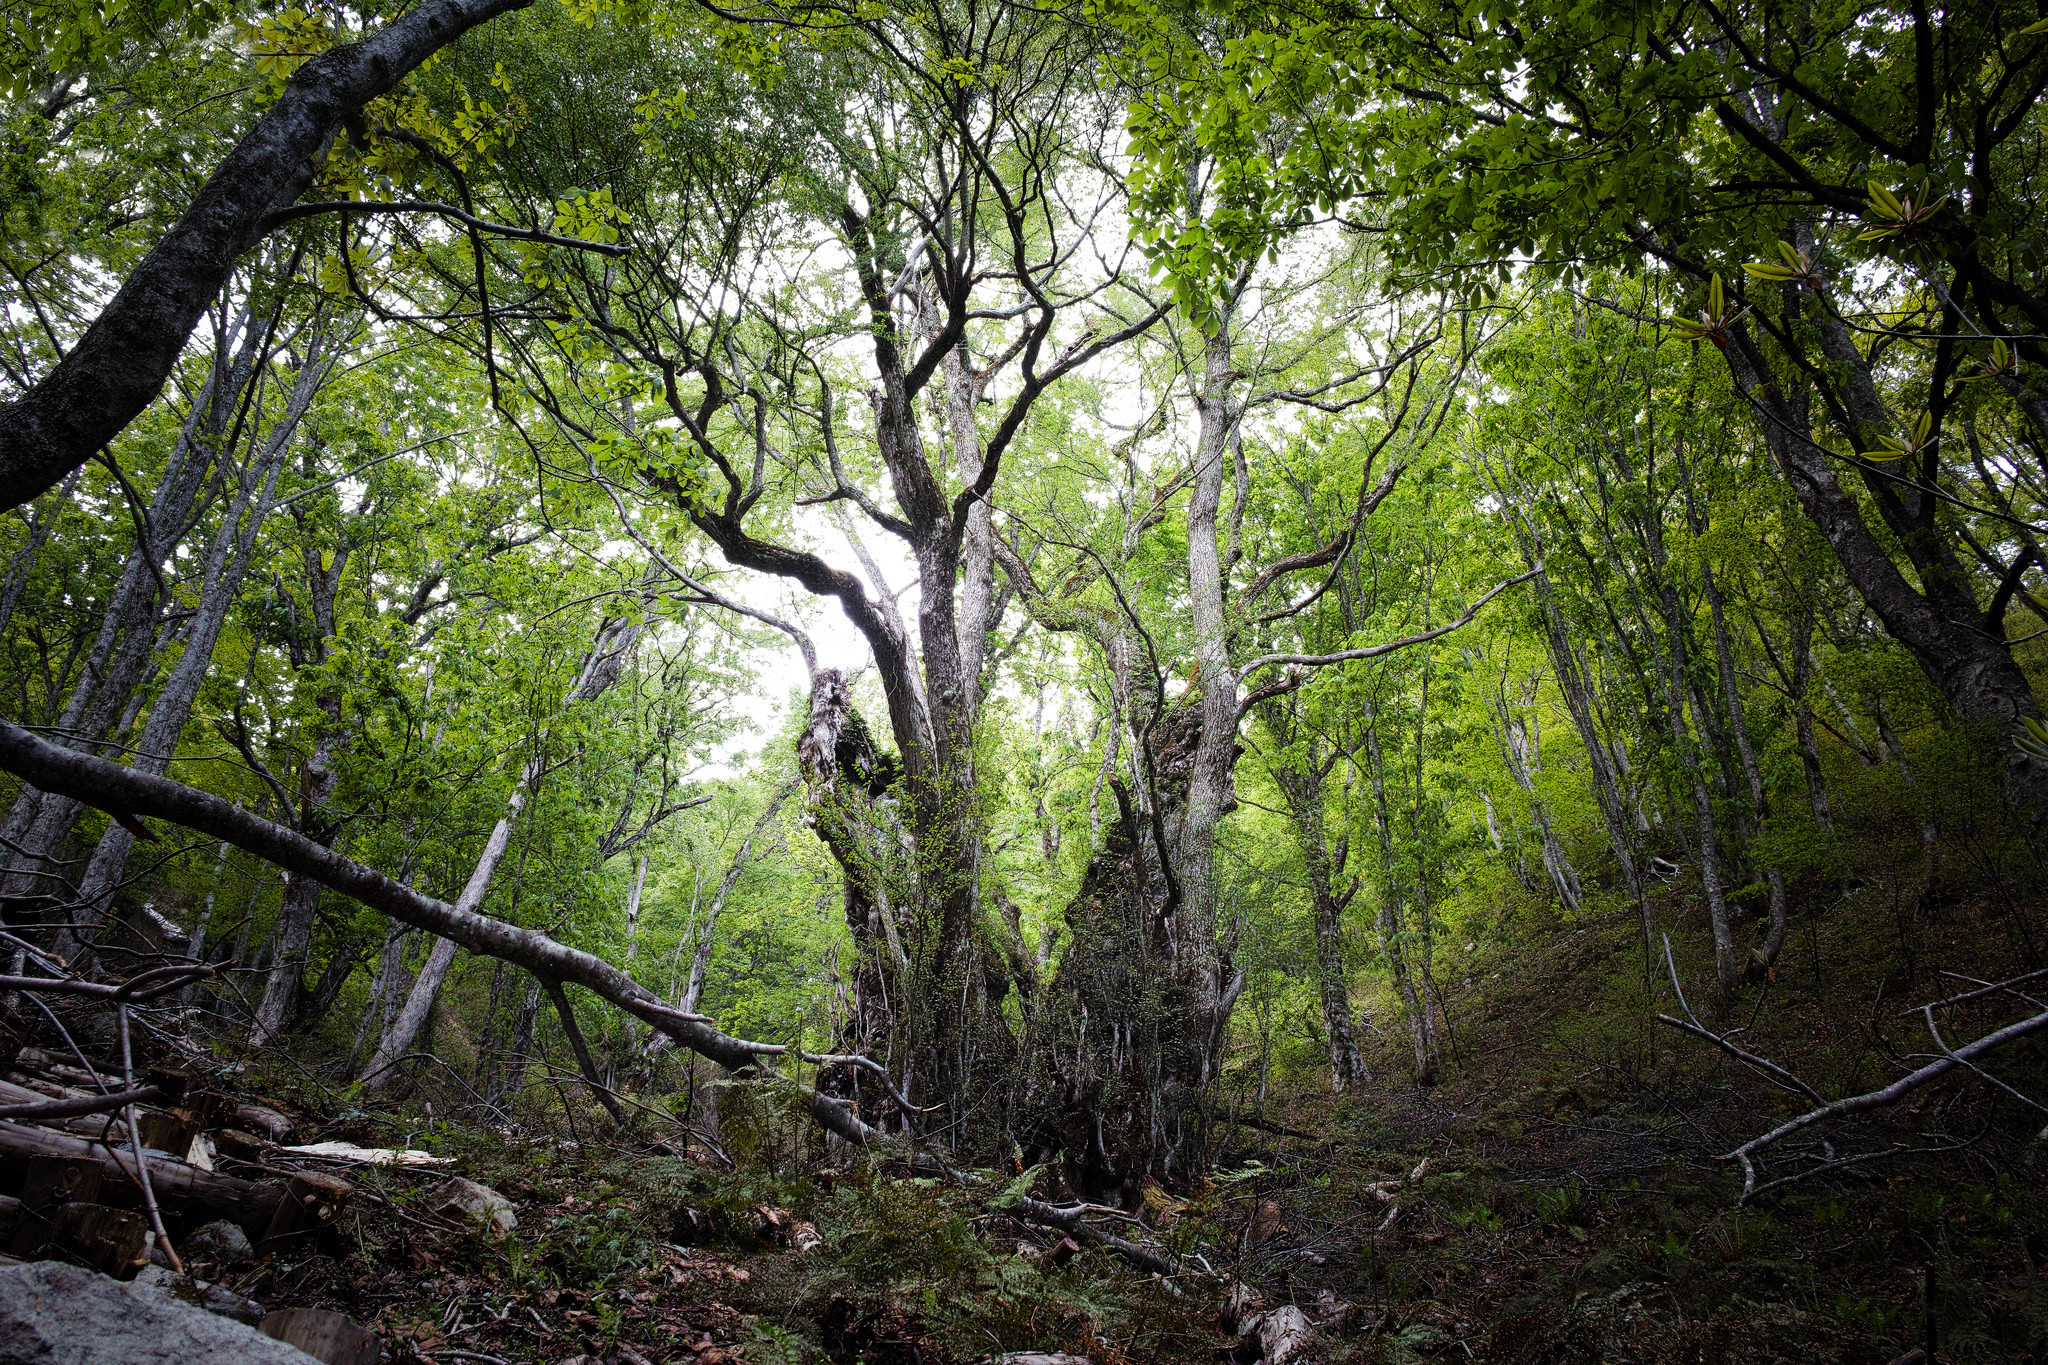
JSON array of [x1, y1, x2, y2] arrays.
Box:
[[65, 335, 328, 953]]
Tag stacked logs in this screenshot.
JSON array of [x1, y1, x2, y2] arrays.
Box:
[[0, 1041, 350, 1275]]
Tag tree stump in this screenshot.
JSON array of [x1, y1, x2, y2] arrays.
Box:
[[7, 1155, 102, 1257], [259, 1171, 351, 1253]]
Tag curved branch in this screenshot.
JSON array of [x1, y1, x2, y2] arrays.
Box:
[[1235, 566, 1541, 703]]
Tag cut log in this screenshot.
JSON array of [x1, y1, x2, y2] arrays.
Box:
[[257, 1306, 379, 1365], [139, 1111, 198, 1156], [0, 1121, 285, 1236], [142, 1066, 197, 1108], [7, 1153, 103, 1257], [212, 1129, 272, 1163], [15, 1152, 103, 1209], [40, 1202, 149, 1276], [259, 1170, 352, 1252], [233, 1105, 295, 1143]]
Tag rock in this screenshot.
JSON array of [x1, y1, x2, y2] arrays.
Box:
[[133, 1264, 267, 1325], [427, 1176, 517, 1235], [0, 1261, 317, 1364], [994, 1356, 1094, 1364], [182, 1218, 257, 1266], [257, 1307, 379, 1365]]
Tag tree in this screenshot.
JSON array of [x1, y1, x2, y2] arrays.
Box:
[[1113, 0, 2048, 840]]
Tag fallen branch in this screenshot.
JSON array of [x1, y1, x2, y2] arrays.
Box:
[[0, 717, 881, 1149], [1008, 1195, 1178, 1275], [1655, 935, 1824, 1104], [1723, 1008, 2048, 1199], [0, 1085, 160, 1120], [0, 1121, 285, 1233], [0, 965, 213, 1004]]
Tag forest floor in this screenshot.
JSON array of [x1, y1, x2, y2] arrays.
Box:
[[153, 884, 2048, 1365]]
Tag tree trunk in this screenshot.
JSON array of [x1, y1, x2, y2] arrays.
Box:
[[1788, 611, 1835, 830], [1268, 749, 1366, 1090], [250, 871, 322, 1046], [64, 339, 322, 957], [1701, 564, 1790, 967], [1720, 295, 2048, 843], [361, 597, 649, 1087], [1364, 714, 1436, 1082], [0, 0, 532, 510]]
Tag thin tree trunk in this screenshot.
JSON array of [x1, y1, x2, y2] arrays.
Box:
[[65, 343, 321, 954], [361, 598, 650, 1087], [1264, 719, 1366, 1090], [1364, 713, 1436, 1082], [1702, 564, 1790, 966], [1789, 612, 1835, 829]]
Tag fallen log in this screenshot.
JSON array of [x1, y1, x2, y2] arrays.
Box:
[[0, 1121, 284, 1236], [0, 1085, 162, 1121]]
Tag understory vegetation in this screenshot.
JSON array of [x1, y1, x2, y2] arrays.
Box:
[[3, 0, 2048, 1360]]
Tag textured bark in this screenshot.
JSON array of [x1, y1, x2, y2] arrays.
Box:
[[0, 385, 227, 908], [1173, 326, 1243, 1045], [0, 0, 531, 509], [1717, 290, 2048, 840], [1022, 704, 1219, 1194], [251, 871, 323, 1045], [1268, 748, 1366, 1090]]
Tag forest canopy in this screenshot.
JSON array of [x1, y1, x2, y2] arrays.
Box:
[[4, 0, 2048, 1356]]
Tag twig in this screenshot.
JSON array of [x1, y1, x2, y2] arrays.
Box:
[[1008, 1195, 1178, 1275], [118, 1003, 183, 1274], [1725, 1007, 2048, 1199], [1656, 935, 1824, 1105]]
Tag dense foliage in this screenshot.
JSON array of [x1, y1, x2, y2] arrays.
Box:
[[3, 2, 2048, 1355]]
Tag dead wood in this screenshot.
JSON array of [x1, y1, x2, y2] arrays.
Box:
[[0, 1121, 286, 1234]]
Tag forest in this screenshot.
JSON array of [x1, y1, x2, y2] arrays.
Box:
[[2, 0, 2047, 1361]]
